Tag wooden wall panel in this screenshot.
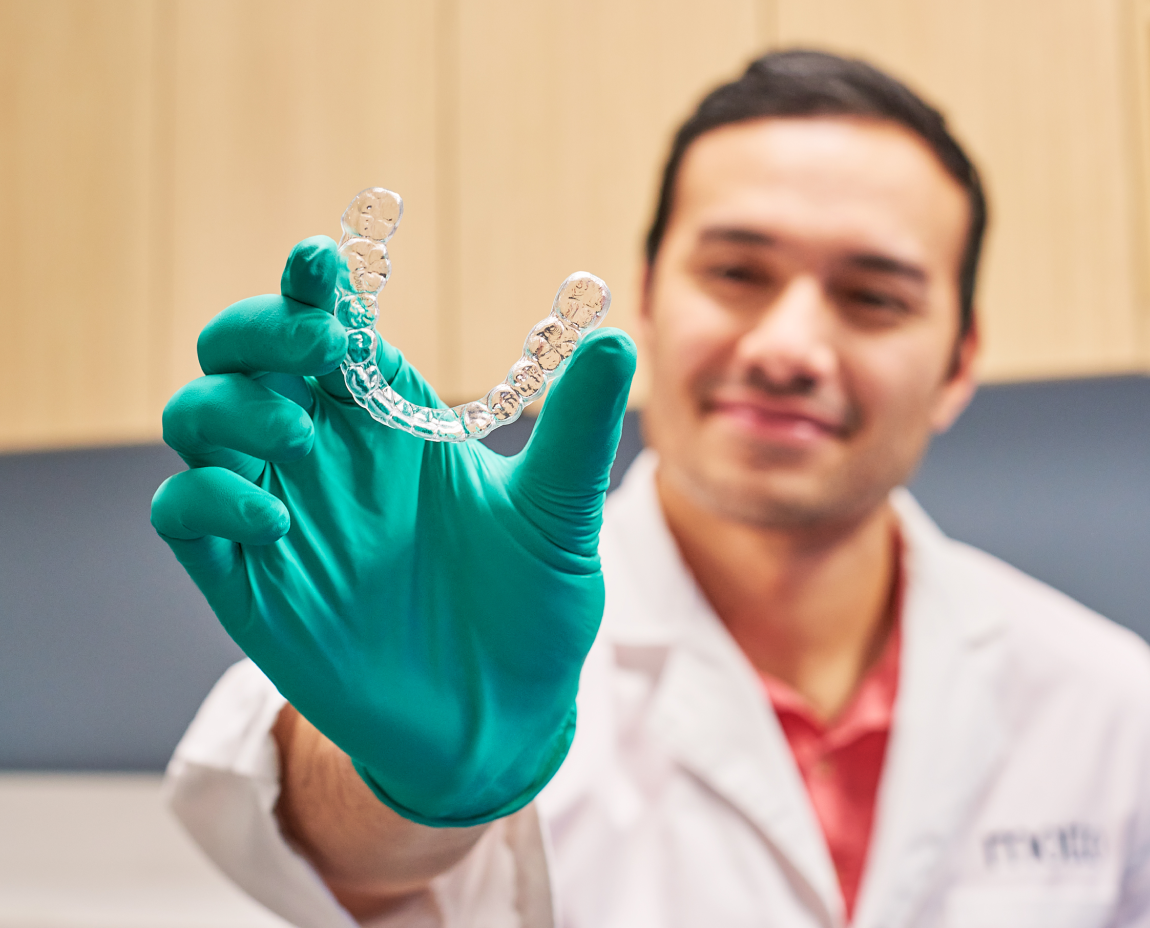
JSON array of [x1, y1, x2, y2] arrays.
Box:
[[0, 1, 161, 450], [0, 0, 447, 451], [773, 0, 1146, 381], [1131, 0, 1150, 336], [447, 0, 772, 403], [3, 1, 1150, 451], [160, 0, 445, 403]]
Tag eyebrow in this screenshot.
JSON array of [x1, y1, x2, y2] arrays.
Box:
[[698, 227, 777, 247], [698, 226, 929, 284], [845, 253, 927, 283]]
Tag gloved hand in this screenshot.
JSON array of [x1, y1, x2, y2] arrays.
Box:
[[151, 236, 636, 826]]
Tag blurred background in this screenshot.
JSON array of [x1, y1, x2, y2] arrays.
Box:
[[5, 0, 1150, 924]]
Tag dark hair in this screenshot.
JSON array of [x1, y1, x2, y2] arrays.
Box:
[[645, 49, 987, 335]]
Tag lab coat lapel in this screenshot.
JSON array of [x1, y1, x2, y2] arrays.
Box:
[[607, 453, 845, 923], [852, 492, 1010, 928], [645, 632, 846, 923]]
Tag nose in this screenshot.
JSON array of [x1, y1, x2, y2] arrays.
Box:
[[733, 275, 838, 391]]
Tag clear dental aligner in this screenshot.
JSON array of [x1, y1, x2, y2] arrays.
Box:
[[335, 187, 612, 442]]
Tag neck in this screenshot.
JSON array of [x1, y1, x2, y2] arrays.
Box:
[[656, 466, 900, 722]]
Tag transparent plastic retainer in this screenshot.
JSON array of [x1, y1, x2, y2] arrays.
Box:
[[336, 187, 611, 442]]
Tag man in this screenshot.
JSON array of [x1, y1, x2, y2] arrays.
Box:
[[154, 51, 1150, 927]]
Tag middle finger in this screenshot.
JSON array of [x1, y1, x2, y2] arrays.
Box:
[[163, 374, 316, 478]]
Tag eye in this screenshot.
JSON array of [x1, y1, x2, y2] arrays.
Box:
[[709, 263, 769, 285], [846, 288, 907, 311], [833, 282, 916, 328]]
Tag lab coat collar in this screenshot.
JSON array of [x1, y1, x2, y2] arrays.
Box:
[[852, 492, 1010, 928], [600, 454, 1011, 928], [602, 452, 844, 922], [600, 451, 700, 648]]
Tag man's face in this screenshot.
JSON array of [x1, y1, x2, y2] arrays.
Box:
[[642, 117, 978, 530]]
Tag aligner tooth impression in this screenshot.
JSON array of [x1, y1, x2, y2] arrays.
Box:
[[335, 187, 611, 442]]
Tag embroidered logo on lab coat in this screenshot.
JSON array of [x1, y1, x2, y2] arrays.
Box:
[[982, 823, 1105, 868]]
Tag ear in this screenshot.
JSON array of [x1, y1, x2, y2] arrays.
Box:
[[637, 261, 657, 346], [638, 262, 655, 320], [930, 314, 979, 434]]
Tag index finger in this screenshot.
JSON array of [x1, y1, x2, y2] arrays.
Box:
[[198, 237, 347, 376]]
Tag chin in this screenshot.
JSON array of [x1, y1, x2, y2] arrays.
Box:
[[670, 455, 828, 528], [673, 439, 896, 532], [716, 484, 836, 530], [649, 409, 898, 531]]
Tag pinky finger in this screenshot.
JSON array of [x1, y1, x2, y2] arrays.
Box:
[[151, 468, 288, 619], [151, 468, 289, 544]]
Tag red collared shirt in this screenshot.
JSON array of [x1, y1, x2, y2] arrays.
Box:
[[760, 622, 901, 921]]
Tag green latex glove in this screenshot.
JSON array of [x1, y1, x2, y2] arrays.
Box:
[[152, 236, 636, 826]]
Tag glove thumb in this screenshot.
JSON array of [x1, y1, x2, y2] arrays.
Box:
[[511, 327, 636, 556]]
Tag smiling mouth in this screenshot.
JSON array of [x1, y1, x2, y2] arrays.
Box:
[[704, 395, 849, 446]]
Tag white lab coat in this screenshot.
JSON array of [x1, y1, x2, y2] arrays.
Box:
[[167, 451, 1150, 928]]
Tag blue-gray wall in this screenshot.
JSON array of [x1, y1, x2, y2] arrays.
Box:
[[3, 377, 1149, 771]]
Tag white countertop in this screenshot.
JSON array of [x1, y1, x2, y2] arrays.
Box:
[[0, 773, 292, 928]]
